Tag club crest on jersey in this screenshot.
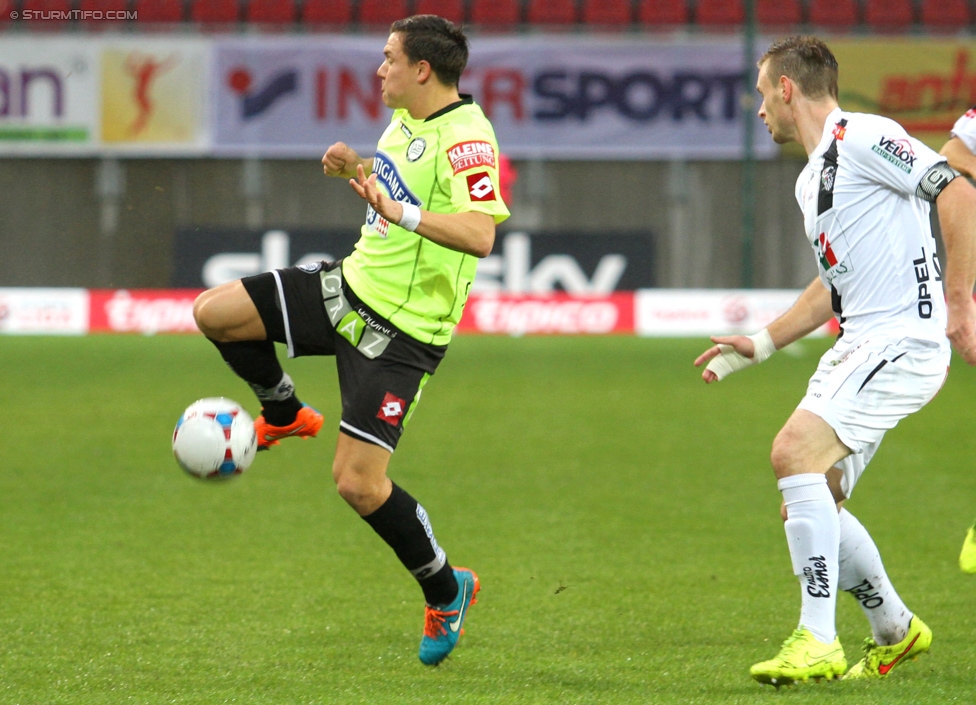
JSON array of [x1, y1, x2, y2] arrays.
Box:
[[407, 137, 426, 162], [448, 140, 496, 175], [466, 172, 496, 201], [821, 165, 836, 193], [871, 136, 916, 173]]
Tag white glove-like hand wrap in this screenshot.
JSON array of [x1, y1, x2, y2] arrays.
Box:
[[704, 328, 776, 381]]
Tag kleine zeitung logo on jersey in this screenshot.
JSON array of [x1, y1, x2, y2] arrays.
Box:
[[448, 141, 496, 174]]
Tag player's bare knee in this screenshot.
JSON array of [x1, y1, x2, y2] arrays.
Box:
[[193, 291, 227, 340]]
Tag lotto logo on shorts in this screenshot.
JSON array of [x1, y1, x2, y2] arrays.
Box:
[[377, 391, 407, 426], [467, 172, 496, 201]]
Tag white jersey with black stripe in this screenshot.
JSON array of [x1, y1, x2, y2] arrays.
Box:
[[795, 107, 949, 352], [950, 107, 976, 152]]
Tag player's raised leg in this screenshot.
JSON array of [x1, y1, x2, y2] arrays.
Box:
[[332, 433, 477, 665], [193, 277, 322, 447]]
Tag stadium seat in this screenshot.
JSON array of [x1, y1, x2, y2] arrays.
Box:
[[190, 0, 239, 24], [246, 0, 296, 25], [134, 0, 184, 23], [527, 0, 578, 26], [414, 0, 466, 24], [920, 0, 971, 29], [302, 0, 352, 27], [637, 0, 688, 27], [358, 0, 409, 28], [469, 0, 521, 28], [756, 0, 802, 28], [864, 0, 914, 31], [0, 0, 15, 26], [21, 0, 73, 29], [808, 0, 860, 29], [694, 0, 744, 26], [582, 0, 633, 27]]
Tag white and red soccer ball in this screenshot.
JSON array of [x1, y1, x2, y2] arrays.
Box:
[[172, 397, 257, 480]]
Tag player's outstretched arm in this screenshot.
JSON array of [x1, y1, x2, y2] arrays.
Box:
[[322, 142, 374, 180], [936, 177, 976, 365], [348, 164, 495, 258], [940, 137, 976, 179], [694, 278, 834, 383]]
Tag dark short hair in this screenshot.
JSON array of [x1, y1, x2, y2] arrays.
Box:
[[390, 14, 469, 88], [759, 35, 838, 100]]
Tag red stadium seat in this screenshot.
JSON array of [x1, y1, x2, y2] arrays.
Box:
[[695, 0, 744, 26], [134, 0, 185, 23], [414, 0, 466, 24], [864, 0, 914, 31], [756, 0, 802, 28], [190, 0, 239, 24], [0, 0, 16, 25], [920, 0, 971, 29], [808, 0, 859, 28], [302, 0, 352, 26], [637, 0, 688, 27], [582, 0, 632, 26], [358, 0, 409, 27], [470, 0, 521, 28], [527, 0, 578, 25], [246, 0, 296, 25], [21, 0, 73, 30]]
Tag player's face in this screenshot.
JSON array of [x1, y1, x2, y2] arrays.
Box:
[[756, 64, 792, 145], [377, 33, 416, 109]]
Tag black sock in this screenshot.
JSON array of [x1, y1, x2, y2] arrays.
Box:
[[363, 483, 458, 606], [209, 339, 302, 425]]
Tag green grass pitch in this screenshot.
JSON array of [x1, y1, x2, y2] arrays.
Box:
[[1, 334, 974, 704]]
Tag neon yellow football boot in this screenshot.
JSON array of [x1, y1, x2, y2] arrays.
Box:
[[960, 521, 976, 574], [750, 628, 847, 687], [843, 615, 932, 680]]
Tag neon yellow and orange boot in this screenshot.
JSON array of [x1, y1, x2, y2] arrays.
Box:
[[254, 404, 324, 449], [843, 615, 932, 680]]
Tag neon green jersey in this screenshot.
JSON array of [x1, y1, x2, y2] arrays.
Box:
[[343, 97, 510, 345]]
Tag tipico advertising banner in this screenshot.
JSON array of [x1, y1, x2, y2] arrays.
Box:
[[0, 39, 99, 153], [211, 35, 776, 160], [831, 38, 976, 151]]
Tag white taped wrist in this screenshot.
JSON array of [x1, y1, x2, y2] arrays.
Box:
[[704, 328, 776, 381], [398, 202, 421, 232]]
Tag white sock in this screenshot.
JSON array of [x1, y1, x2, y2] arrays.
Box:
[[779, 473, 839, 644], [838, 508, 911, 645]]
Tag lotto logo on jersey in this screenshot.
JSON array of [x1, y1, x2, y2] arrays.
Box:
[[467, 172, 496, 201], [448, 141, 496, 175], [376, 391, 407, 426]]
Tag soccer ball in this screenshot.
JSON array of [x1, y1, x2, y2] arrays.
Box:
[[172, 397, 257, 480]]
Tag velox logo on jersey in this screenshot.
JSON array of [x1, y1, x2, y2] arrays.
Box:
[[871, 137, 917, 173], [376, 391, 407, 426], [448, 140, 496, 175], [467, 172, 496, 201]]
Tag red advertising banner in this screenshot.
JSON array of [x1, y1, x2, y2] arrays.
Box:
[[457, 293, 635, 335], [88, 289, 203, 334]]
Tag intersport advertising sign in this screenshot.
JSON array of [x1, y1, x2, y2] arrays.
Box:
[[211, 35, 775, 160]]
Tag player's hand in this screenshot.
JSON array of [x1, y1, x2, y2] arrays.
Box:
[[322, 142, 361, 179], [694, 335, 757, 384], [946, 295, 976, 365], [348, 163, 404, 225]]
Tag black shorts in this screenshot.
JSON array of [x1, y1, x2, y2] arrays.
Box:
[[241, 260, 447, 452]]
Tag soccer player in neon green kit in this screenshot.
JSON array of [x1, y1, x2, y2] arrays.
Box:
[[193, 15, 510, 665]]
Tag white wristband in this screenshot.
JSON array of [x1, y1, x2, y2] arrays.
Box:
[[397, 202, 421, 232], [704, 328, 777, 381]]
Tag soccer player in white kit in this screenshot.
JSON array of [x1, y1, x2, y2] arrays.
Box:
[[940, 109, 976, 576], [694, 36, 976, 686]]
